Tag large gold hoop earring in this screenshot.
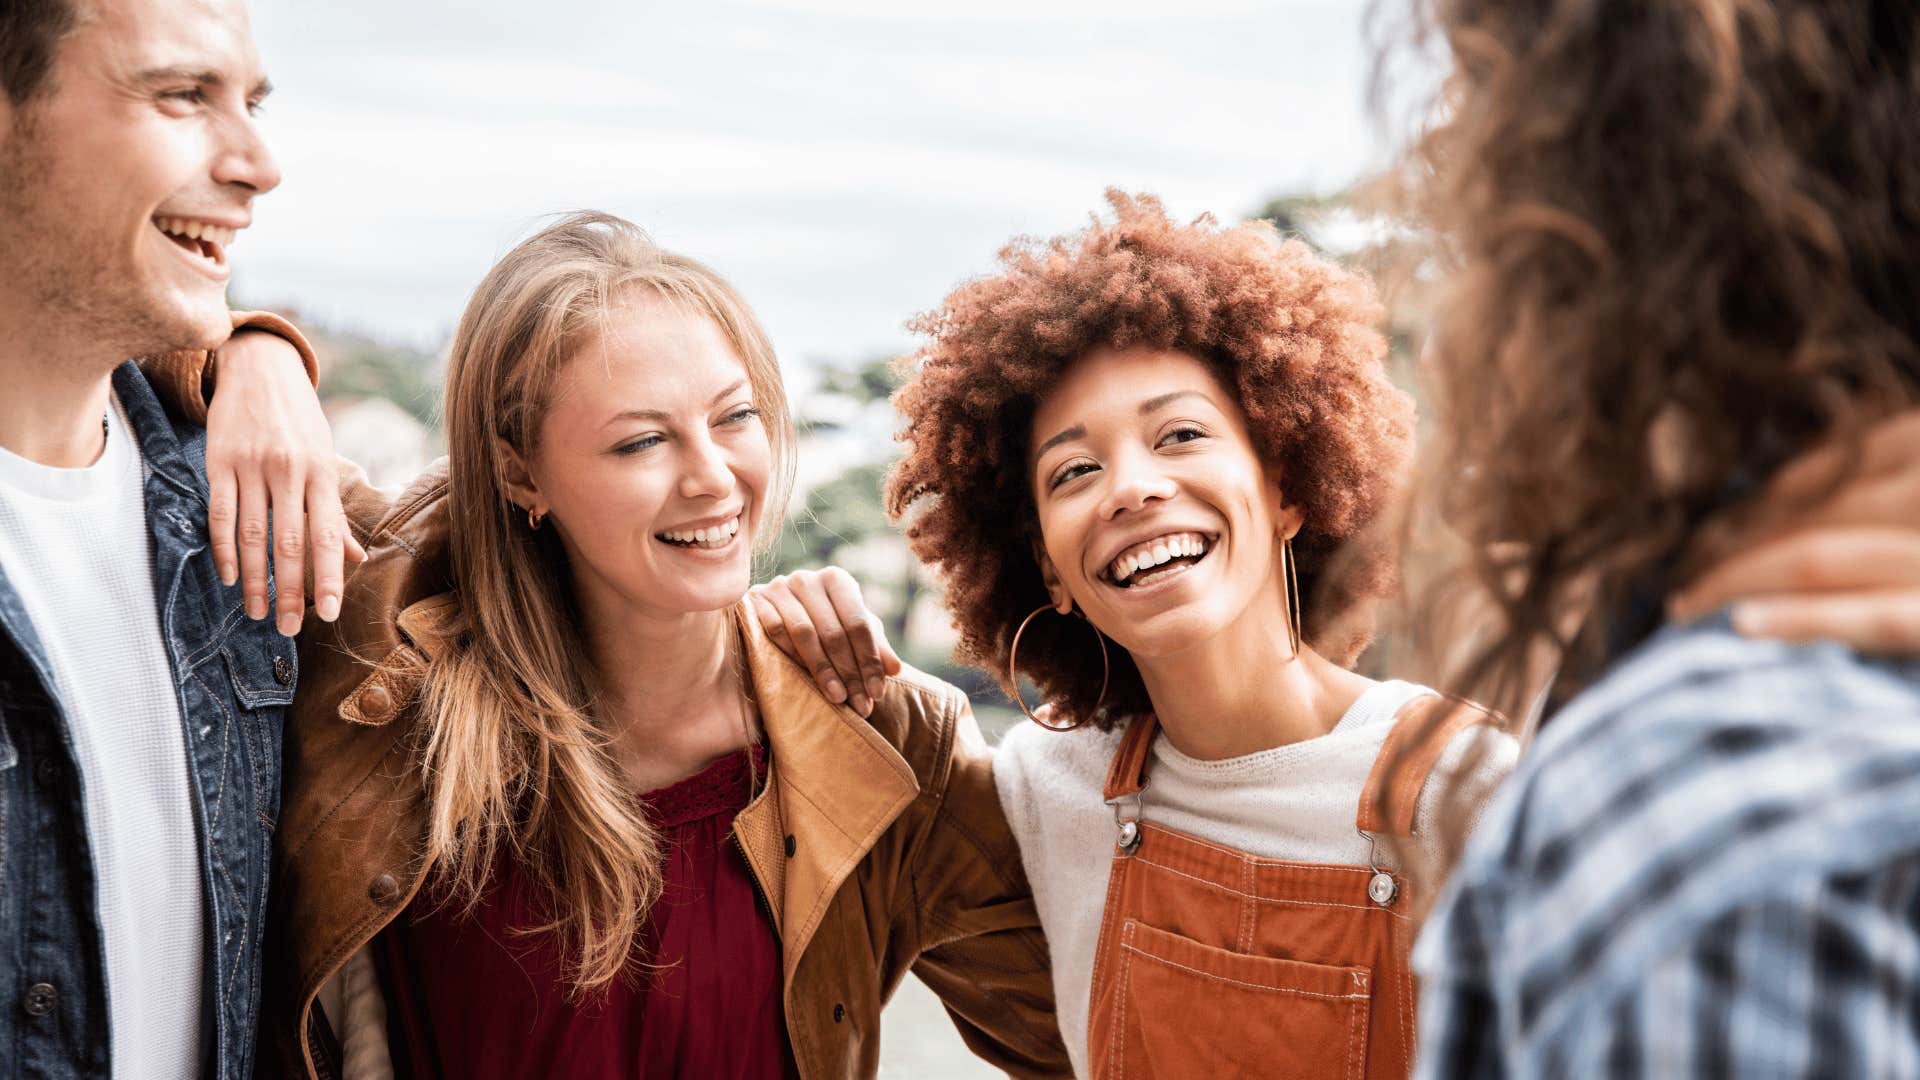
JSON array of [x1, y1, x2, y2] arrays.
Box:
[[1283, 535, 1302, 658], [1008, 604, 1109, 731]]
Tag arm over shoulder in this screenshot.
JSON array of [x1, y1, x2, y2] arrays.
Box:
[[139, 309, 320, 427], [904, 687, 1072, 1077]]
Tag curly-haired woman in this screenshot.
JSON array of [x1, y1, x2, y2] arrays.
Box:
[[887, 185, 1920, 1078], [1395, 1, 1920, 1075], [887, 191, 1517, 1078]]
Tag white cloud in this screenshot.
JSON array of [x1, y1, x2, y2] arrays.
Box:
[[238, 0, 1402, 369]]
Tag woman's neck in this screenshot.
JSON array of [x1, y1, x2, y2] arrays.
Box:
[[576, 588, 757, 791], [1132, 591, 1374, 761]]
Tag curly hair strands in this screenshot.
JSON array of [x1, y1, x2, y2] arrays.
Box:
[[1392, 0, 1920, 741], [423, 212, 795, 994], [888, 191, 1415, 728]]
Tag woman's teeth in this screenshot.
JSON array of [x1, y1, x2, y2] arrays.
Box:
[[658, 516, 741, 548], [1108, 532, 1212, 586]]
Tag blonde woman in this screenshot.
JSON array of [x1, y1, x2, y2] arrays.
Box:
[[164, 213, 1067, 1079]]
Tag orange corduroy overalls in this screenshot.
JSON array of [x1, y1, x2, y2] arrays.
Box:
[[1084, 696, 1487, 1079]]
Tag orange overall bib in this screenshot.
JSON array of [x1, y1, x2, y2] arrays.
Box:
[[1084, 696, 1485, 1079]]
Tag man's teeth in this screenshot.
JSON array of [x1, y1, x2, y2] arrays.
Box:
[[1109, 532, 1211, 584], [155, 217, 238, 247], [659, 517, 741, 547]]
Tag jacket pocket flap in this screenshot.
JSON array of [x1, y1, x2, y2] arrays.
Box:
[[222, 637, 297, 710], [337, 643, 425, 726]]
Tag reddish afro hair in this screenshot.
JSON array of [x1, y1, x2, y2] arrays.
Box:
[[886, 191, 1415, 728]]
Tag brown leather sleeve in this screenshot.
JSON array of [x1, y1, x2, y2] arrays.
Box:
[[138, 309, 321, 427], [905, 689, 1073, 1078]]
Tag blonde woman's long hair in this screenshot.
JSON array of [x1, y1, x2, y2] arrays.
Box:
[[421, 212, 795, 994]]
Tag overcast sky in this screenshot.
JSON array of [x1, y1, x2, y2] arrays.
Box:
[[238, 0, 1406, 378]]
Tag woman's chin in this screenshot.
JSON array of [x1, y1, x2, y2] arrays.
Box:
[[647, 569, 754, 617], [1090, 605, 1232, 662]]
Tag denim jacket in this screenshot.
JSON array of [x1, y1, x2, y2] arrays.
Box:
[[0, 363, 293, 1080]]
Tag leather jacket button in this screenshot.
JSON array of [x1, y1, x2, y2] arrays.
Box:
[[784, 834, 796, 858], [358, 685, 395, 721], [34, 756, 58, 786], [368, 873, 402, 905], [23, 982, 57, 1016], [832, 1003, 845, 1023], [273, 656, 294, 686]]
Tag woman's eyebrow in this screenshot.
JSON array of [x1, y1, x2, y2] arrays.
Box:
[[598, 381, 750, 430], [1140, 389, 1213, 414], [1034, 424, 1087, 458]]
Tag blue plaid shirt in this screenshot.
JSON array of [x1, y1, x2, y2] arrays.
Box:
[[1415, 615, 1920, 1077]]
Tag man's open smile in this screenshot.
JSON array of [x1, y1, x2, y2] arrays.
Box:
[[153, 215, 240, 277]]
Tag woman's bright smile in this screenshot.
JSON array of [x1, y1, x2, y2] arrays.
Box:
[[1028, 345, 1299, 659], [505, 291, 773, 622]]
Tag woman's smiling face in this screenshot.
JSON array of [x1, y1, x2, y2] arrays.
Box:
[[509, 291, 773, 622], [1028, 346, 1302, 660]]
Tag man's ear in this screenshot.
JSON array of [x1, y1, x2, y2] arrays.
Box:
[[1032, 541, 1075, 616], [495, 437, 544, 518]]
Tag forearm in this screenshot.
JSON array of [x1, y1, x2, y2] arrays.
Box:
[[906, 693, 1070, 1075], [138, 309, 320, 426]]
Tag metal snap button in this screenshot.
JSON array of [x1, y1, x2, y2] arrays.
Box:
[[832, 1003, 845, 1023], [368, 873, 402, 905], [1116, 820, 1140, 852], [273, 656, 293, 686], [23, 982, 57, 1016], [1368, 871, 1399, 907]]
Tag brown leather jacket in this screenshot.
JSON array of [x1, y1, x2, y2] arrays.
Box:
[[143, 347, 1068, 1079]]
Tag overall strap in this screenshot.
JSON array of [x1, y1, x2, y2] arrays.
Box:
[[1103, 714, 1162, 802], [1355, 694, 1494, 837]]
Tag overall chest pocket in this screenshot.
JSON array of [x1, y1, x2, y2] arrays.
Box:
[[1097, 919, 1373, 1080]]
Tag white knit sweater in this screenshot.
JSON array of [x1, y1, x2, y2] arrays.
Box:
[[993, 680, 1517, 1078], [0, 399, 204, 1079]]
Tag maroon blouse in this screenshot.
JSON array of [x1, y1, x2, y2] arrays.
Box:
[[378, 744, 798, 1079]]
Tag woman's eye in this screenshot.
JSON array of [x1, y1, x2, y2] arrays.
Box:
[[1159, 426, 1207, 447], [720, 406, 761, 425], [615, 435, 663, 455], [1049, 462, 1098, 489], [162, 89, 204, 105]]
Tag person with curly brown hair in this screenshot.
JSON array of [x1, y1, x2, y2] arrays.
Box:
[[887, 190, 1518, 1078], [1399, 1, 1920, 1075]]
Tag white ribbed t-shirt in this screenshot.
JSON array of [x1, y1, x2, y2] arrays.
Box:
[[0, 398, 205, 1079], [993, 679, 1517, 1078]]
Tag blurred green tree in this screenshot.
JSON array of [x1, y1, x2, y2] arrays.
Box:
[[774, 356, 921, 649], [313, 328, 443, 430]]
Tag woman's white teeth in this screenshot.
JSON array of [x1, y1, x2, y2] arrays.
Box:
[[155, 217, 238, 248], [659, 516, 740, 547], [1110, 532, 1211, 584]]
